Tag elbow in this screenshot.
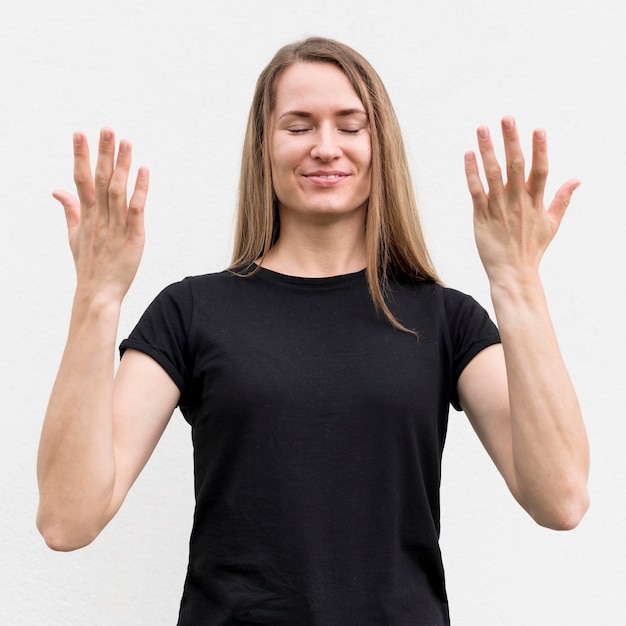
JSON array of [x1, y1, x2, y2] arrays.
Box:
[[531, 483, 590, 531], [551, 492, 590, 531], [536, 504, 587, 531], [36, 510, 102, 552], [39, 528, 97, 552], [36, 482, 118, 551]]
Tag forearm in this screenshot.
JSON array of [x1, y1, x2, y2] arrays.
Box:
[[37, 291, 123, 550], [490, 273, 589, 528]]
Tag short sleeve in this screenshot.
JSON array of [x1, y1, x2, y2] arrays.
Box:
[[443, 288, 501, 411], [119, 279, 192, 395]]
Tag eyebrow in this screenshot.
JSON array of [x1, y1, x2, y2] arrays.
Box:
[[278, 108, 368, 121]]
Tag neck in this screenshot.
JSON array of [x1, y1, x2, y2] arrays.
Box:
[[260, 212, 367, 278]]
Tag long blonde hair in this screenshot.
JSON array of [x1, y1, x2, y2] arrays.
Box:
[[231, 37, 441, 331]]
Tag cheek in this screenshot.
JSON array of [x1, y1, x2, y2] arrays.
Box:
[[269, 157, 295, 206], [270, 141, 306, 190], [354, 136, 372, 174], [362, 139, 373, 169], [269, 143, 287, 193], [361, 145, 372, 184], [360, 159, 372, 200], [270, 142, 297, 177]]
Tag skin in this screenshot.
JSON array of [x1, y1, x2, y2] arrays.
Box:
[[37, 130, 179, 550], [458, 117, 589, 528], [262, 62, 372, 277], [37, 71, 588, 552]]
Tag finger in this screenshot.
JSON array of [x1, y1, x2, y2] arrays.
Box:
[[72, 132, 95, 209], [52, 190, 81, 256], [126, 167, 149, 238], [546, 178, 580, 229], [94, 127, 116, 220], [464, 151, 488, 214], [52, 189, 80, 232], [108, 139, 132, 229], [501, 116, 526, 195], [476, 125, 505, 200], [527, 128, 549, 204]]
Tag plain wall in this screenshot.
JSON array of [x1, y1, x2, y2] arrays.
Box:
[[2, 0, 624, 623]]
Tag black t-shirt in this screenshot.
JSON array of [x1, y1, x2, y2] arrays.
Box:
[[120, 267, 500, 625]]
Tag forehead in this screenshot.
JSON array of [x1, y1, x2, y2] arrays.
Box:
[[272, 62, 364, 113]]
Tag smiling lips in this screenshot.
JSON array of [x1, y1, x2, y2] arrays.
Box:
[[303, 171, 349, 186]]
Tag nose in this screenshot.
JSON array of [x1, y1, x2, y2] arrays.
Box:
[[310, 125, 342, 161]]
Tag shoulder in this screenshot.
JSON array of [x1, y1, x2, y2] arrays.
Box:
[[154, 269, 239, 301], [388, 276, 481, 315], [390, 274, 498, 340], [440, 286, 491, 319]]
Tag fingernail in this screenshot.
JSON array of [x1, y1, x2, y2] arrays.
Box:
[[101, 128, 111, 141], [478, 126, 489, 140], [535, 129, 546, 140], [73, 132, 81, 146], [119, 140, 129, 154], [502, 117, 515, 130]]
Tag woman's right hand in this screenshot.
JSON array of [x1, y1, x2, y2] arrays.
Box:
[[53, 128, 149, 301]]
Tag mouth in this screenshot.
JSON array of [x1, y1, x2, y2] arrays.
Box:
[[308, 171, 344, 176], [303, 171, 349, 186]]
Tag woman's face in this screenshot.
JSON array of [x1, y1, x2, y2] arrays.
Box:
[[269, 62, 372, 224]]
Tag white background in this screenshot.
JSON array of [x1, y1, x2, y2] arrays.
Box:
[[2, 0, 624, 623]]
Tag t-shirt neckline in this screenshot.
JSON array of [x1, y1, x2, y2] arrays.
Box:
[[250, 264, 367, 287]]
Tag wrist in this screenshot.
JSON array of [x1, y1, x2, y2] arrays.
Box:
[[71, 288, 124, 323], [487, 268, 546, 308]]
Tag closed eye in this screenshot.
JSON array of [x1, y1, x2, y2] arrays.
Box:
[[285, 125, 366, 135]]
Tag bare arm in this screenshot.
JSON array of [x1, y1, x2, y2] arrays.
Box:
[[37, 130, 179, 551], [458, 117, 589, 530]]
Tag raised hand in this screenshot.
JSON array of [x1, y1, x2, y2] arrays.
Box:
[[464, 116, 579, 286], [459, 117, 589, 531], [53, 128, 149, 301]]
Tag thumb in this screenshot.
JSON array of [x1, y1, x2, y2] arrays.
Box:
[[547, 178, 580, 228], [52, 189, 80, 234]]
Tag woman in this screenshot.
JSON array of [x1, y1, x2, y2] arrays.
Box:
[[37, 37, 589, 624]]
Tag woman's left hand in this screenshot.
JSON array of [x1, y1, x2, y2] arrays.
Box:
[[461, 117, 589, 530], [464, 116, 579, 286]]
